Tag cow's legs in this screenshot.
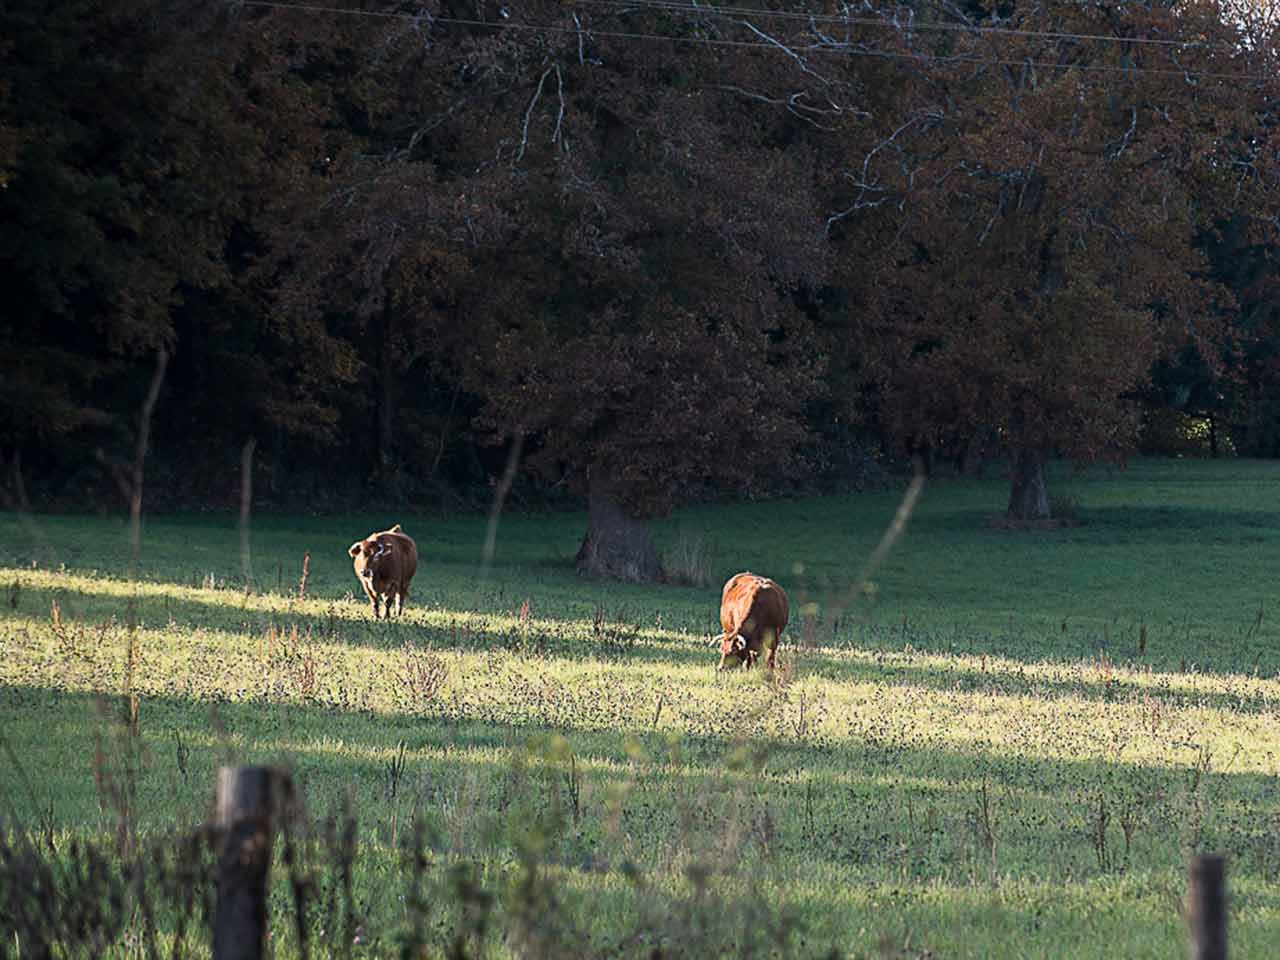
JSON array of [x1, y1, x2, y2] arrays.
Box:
[[393, 591, 404, 617], [361, 582, 380, 619], [763, 627, 778, 669]]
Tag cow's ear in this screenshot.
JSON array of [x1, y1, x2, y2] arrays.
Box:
[[348, 541, 364, 558], [389, 523, 402, 533]]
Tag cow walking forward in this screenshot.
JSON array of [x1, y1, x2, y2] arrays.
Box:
[[348, 524, 418, 619], [713, 572, 789, 670]]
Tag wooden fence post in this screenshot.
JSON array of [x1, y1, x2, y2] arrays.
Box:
[[1189, 854, 1227, 960], [214, 767, 282, 960]]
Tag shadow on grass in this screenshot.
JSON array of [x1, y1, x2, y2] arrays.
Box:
[[1080, 506, 1280, 535], [5, 683, 1280, 957], [5, 576, 1279, 720], [1, 577, 720, 671], [4, 684, 1278, 824], [911, 503, 1280, 537]]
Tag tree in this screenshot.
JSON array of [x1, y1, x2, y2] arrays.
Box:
[[0, 0, 303, 503], [1151, 216, 1280, 458], [229, 3, 519, 501], [822, 0, 1279, 522], [439, 4, 831, 578], [278, 158, 476, 479]]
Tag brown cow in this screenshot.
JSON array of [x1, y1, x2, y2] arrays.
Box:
[[348, 524, 418, 619], [712, 571, 789, 670]]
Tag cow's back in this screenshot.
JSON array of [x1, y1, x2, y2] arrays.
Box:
[[720, 572, 788, 636], [377, 529, 418, 583]]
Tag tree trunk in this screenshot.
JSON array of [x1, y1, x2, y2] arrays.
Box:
[[239, 437, 256, 588], [430, 383, 461, 479], [129, 346, 169, 571], [7, 448, 31, 512], [377, 305, 396, 473], [575, 476, 661, 582], [482, 433, 524, 574], [915, 440, 934, 477], [269, 423, 284, 496], [959, 435, 984, 477], [1007, 446, 1050, 524]]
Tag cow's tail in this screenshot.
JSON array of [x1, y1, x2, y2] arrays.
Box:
[[711, 614, 746, 650], [721, 606, 750, 652]]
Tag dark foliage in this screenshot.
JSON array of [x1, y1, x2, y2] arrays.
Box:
[[2, 0, 1278, 551]]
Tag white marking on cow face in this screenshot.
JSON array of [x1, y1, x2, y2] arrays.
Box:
[[733, 635, 747, 652]]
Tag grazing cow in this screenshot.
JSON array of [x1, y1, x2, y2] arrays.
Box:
[[713, 571, 789, 670], [348, 524, 418, 619]]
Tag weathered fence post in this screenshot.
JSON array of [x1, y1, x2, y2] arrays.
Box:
[[214, 766, 282, 960], [1189, 854, 1227, 960]]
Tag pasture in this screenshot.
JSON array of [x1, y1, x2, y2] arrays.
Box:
[[2, 458, 1280, 957]]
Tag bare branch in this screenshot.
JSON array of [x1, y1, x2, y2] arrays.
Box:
[[405, 99, 465, 157], [977, 197, 1003, 245], [1109, 106, 1138, 160], [689, 0, 724, 38], [571, 12, 603, 66], [712, 85, 846, 129], [862, 115, 924, 186], [516, 66, 553, 163], [826, 112, 940, 232], [552, 64, 566, 150], [825, 194, 894, 233], [738, 18, 833, 86]]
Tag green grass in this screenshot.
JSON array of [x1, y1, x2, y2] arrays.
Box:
[[2, 458, 1280, 957]]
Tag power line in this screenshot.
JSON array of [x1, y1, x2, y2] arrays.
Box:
[[569, 0, 1244, 51], [236, 1, 1277, 82]]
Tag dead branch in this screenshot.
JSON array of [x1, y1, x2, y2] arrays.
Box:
[[516, 67, 554, 163]]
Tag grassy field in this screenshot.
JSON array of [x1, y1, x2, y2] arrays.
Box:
[[2, 457, 1280, 957]]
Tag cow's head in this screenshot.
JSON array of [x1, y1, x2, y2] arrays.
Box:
[[715, 632, 750, 671], [348, 537, 390, 578]]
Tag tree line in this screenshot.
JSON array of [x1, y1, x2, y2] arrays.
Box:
[[2, 0, 1278, 578]]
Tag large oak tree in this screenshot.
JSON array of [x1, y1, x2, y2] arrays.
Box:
[[459, 5, 832, 578]]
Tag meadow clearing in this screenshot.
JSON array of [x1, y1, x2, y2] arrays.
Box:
[[2, 458, 1280, 957]]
